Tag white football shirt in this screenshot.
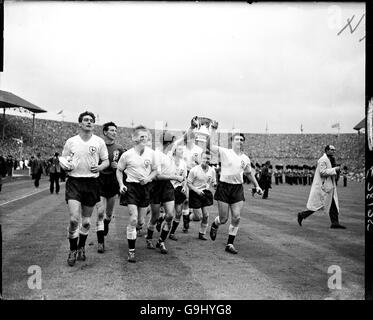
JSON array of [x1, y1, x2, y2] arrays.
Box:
[[187, 164, 216, 191], [171, 157, 187, 188], [62, 134, 108, 178], [217, 146, 251, 184], [117, 147, 158, 183]]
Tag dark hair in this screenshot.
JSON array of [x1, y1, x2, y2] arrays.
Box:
[[161, 131, 175, 146], [325, 145, 336, 152], [231, 133, 245, 142], [54, 152, 59, 157], [103, 121, 117, 133], [78, 111, 96, 123]]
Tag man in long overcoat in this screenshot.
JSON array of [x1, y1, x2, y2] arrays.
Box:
[[297, 145, 346, 229]]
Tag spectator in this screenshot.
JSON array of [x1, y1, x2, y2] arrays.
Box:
[[0, 154, 6, 192], [31, 153, 44, 188], [342, 166, 348, 187], [297, 145, 346, 229], [259, 161, 272, 199], [6, 155, 14, 177], [48, 152, 61, 194]]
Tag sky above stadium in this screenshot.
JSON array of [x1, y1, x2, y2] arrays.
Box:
[[1, 1, 365, 134]]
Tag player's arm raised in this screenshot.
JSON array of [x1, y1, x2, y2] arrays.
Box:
[[168, 117, 200, 155], [206, 120, 219, 154]]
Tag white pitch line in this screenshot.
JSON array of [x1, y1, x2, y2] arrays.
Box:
[[0, 186, 52, 207]]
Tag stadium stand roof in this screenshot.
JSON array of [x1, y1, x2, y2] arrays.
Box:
[[353, 118, 365, 132], [0, 90, 47, 143], [0, 90, 47, 113]]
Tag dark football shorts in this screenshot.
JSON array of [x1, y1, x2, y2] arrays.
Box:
[[214, 181, 245, 204], [174, 185, 187, 205], [65, 176, 100, 207], [151, 180, 175, 204], [119, 181, 152, 208], [189, 189, 213, 209], [98, 173, 120, 199]]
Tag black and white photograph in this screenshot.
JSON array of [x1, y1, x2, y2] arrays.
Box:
[[0, 0, 368, 304]]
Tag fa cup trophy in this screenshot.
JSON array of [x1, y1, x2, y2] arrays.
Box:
[[190, 116, 219, 144]]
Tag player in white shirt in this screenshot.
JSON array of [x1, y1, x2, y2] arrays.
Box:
[[186, 152, 216, 240], [135, 128, 154, 237], [116, 125, 158, 263], [61, 111, 109, 266], [170, 123, 203, 233], [145, 131, 183, 254], [208, 127, 263, 254], [167, 144, 188, 241]]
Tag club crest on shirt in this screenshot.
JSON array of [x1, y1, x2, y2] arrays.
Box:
[[89, 146, 97, 155], [113, 150, 120, 162], [144, 159, 151, 168], [241, 160, 246, 169]]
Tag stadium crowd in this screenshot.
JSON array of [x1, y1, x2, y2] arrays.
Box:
[[0, 114, 365, 184]]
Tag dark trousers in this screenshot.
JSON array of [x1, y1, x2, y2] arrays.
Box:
[[262, 187, 269, 199], [50, 172, 60, 194], [343, 177, 347, 187], [275, 177, 279, 185], [33, 172, 42, 188], [299, 198, 339, 225]]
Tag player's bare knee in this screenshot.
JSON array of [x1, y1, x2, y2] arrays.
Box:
[[231, 217, 240, 226], [202, 215, 209, 224], [220, 216, 228, 224], [129, 217, 138, 227], [70, 217, 79, 230], [138, 216, 145, 226], [81, 217, 91, 231], [175, 212, 182, 220], [165, 213, 174, 223]]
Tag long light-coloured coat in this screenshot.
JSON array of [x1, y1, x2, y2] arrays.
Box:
[[306, 153, 339, 214]]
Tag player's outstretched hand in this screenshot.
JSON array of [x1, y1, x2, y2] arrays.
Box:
[[256, 186, 263, 195], [119, 185, 127, 194], [211, 120, 219, 130], [191, 116, 199, 129]]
